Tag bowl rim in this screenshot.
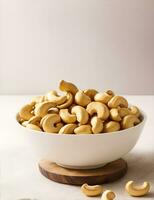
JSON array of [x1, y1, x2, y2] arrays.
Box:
[[15, 110, 146, 137]]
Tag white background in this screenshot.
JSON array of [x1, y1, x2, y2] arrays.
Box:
[[1, 0, 154, 94]]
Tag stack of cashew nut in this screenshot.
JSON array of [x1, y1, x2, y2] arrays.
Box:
[[81, 180, 150, 199], [17, 80, 142, 134]]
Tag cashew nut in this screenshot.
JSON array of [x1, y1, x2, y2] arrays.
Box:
[[75, 90, 91, 107], [57, 92, 73, 109], [86, 102, 109, 120], [32, 95, 45, 103], [125, 181, 150, 197], [71, 106, 89, 125], [26, 124, 42, 132], [108, 95, 128, 108], [84, 89, 98, 100], [59, 109, 76, 123], [129, 106, 140, 117], [28, 116, 41, 127], [59, 80, 78, 95], [46, 90, 67, 105], [110, 108, 121, 121], [34, 102, 56, 117], [104, 121, 120, 133], [48, 107, 59, 114], [91, 116, 103, 134], [42, 114, 63, 133], [74, 125, 92, 134], [22, 121, 29, 127], [118, 107, 130, 118], [19, 103, 34, 120], [81, 183, 103, 197], [94, 90, 114, 104], [122, 115, 140, 129], [101, 190, 116, 200], [59, 124, 77, 134]]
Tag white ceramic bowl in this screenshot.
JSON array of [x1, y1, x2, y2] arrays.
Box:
[[16, 112, 146, 169]]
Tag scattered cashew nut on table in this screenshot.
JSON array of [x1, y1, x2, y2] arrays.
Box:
[[125, 180, 150, 197], [81, 183, 103, 197], [101, 190, 116, 200]]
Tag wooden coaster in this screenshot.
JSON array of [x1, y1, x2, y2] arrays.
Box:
[[38, 159, 127, 185]]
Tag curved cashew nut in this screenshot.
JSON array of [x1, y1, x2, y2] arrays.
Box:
[[48, 107, 59, 114], [71, 106, 89, 125], [122, 115, 140, 129], [34, 102, 56, 117], [42, 114, 63, 133], [110, 108, 121, 121], [81, 183, 103, 197], [28, 116, 41, 127], [59, 80, 78, 95], [57, 92, 73, 109], [91, 116, 103, 134], [74, 125, 92, 134], [125, 181, 150, 197], [26, 124, 42, 132], [104, 121, 120, 133], [101, 190, 115, 200], [86, 102, 109, 120], [32, 95, 45, 104], [129, 106, 140, 117], [108, 96, 128, 108], [59, 109, 76, 123], [46, 90, 67, 105], [59, 124, 77, 134], [19, 103, 34, 121], [75, 90, 91, 107], [118, 107, 130, 118], [94, 90, 114, 104], [84, 89, 98, 100]]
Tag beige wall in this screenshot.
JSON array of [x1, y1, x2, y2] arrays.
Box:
[[1, 0, 154, 94]]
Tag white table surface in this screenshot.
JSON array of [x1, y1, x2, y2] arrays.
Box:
[[0, 95, 154, 200]]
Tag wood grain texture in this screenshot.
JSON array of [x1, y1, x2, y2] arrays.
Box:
[[38, 159, 127, 185]]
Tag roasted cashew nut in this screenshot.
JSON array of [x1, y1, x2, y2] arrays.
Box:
[[75, 90, 91, 107], [81, 183, 103, 197], [48, 107, 59, 114], [59, 124, 77, 134], [84, 89, 98, 100], [32, 95, 45, 104], [108, 95, 128, 108], [42, 114, 63, 133], [28, 116, 41, 127], [91, 116, 103, 134], [34, 102, 56, 117], [59, 109, 76, 123], [94, 90, 114, 104], [46, 90, 67, 105], [71, 106, 89, 125], [86, 102, 109, 120], [110, 108, 121, 121], [59, 80, 78, 95], [104, 121, 120, 133], [74, 125, 92, 134], [122, 115, 140, 129], [101, 190, 115, 200], [129, 106, 140, 117], [118, 107, 130, 118], [22, 121, 29, 127], [26, 124, 42, 132], [19, 103, 34, 121], [57, 92, 73, 109], [125, 181, 150, 197]]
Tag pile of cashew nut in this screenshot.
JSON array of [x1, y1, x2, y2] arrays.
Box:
[[81, 180, 150, 199], [17, 80, 142, 134]]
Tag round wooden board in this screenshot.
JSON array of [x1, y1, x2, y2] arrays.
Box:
[[38, 159, 127, 185]]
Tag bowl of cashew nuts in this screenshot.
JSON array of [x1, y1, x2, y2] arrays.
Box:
[[16, 80, 146, 169]]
